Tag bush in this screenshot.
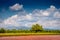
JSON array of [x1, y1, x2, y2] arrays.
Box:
[[0, 28, 6, 33]]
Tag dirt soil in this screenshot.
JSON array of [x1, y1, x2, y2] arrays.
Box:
[[0, 35, 60, 40]]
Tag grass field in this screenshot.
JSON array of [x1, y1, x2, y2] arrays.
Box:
[[0, 33, 60, 37]]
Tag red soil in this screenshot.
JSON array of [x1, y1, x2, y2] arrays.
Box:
[[0, 35, 60, 40]]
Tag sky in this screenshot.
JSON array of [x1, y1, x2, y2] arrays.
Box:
[[0, 0, 60, 29]]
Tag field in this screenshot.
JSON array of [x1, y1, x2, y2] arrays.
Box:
[[0, 35, 60, 40], [0, 33, 60, 40], [0, 33, 60, 37]]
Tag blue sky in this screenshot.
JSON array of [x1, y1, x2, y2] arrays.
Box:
[[0, 0, 60, 29], [0, 0, 60, 19]]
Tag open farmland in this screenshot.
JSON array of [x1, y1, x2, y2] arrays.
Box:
[[0, 35, 60, 40]]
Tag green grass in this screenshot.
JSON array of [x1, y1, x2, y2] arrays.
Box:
[[0, 33, 60, 37]]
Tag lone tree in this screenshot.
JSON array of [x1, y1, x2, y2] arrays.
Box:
[[31, 24, 43, 32]]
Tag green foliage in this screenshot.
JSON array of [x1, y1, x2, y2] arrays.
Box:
[[0, 28, 6, 33], [0, 24, 60, 33], [31, 24, 43, 32]]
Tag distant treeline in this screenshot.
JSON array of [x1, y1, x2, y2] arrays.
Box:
[[0, 24, 60, 33]]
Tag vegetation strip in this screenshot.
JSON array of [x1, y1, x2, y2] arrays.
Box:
[[0, 33, 60, 37], [0, 24, 60, 37]]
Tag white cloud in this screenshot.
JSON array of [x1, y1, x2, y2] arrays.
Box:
[[9, 3, 23, 10], [54, 11, 60, 18], [42, 11, 50, 16], [32, 9, 50, 17], [50, 5, 56, 10], [48, 5, 56, 12], [3, 13, 33, 27], [0, 5, 60, 29], [35, 20, 60, 29], [3, 15, 20, 26], [25, 14, 32, 20], [32, 5, 58, 17]]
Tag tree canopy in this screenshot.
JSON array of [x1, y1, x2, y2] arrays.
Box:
[[31, 24, 43, 32]]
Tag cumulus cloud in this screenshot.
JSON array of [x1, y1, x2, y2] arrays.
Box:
[[25, 14, 32, 20], [54, 11, 60, 18], [3, 15, 20, 26], [0, 5, 60, 29], [32, 5, 58, 17], [3, 13, 33, 27], [9, 3, 23, 11]]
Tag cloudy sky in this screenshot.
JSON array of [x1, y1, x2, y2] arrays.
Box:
[[0, 0, 60, 29]]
